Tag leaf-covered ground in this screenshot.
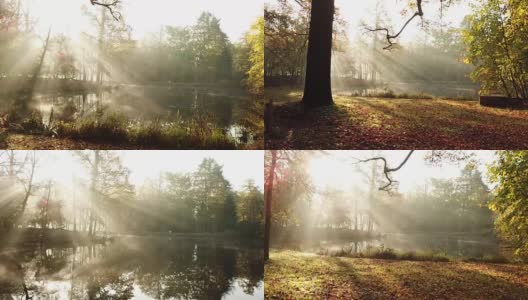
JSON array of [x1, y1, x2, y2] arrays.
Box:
[[266, 91, 528, 149], [0, 133, 263, 150], [265, 250, 528, 300], [2, 133, 133, 150]]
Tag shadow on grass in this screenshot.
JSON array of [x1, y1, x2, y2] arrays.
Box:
[[266, 95, 528, 149], [265, 250, 528, 300]]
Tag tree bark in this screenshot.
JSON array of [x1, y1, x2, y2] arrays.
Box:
[[264, 150, 277, 261], [302, 0, 335, 107]]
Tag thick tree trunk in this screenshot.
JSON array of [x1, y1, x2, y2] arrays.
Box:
[[264, 150, 277, 261], [302, 0, 335, 107]]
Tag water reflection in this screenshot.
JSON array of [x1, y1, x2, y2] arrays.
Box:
[[0, 237, 263, 299], [2, 85, 260, 144]]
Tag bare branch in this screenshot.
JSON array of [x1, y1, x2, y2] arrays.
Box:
[[90, 0, 121, 21], [352, 150, 415, 191], [364, 0, 424, 50]]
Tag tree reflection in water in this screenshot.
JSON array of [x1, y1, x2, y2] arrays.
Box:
[[0, 238, 263, 299]]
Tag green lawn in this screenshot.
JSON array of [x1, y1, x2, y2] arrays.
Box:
[[265, 250, 528, 299], [266, 90, 528, 149]]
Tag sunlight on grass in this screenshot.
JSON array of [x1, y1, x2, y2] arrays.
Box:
[[268, 89, 528, 149]]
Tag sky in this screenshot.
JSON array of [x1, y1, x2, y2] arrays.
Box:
[[122, 150, 264, 190], [265, 0, 474, 44], [27, 0, 262, 41], [336, 0, 474, 43], [308, 150, 496, 194], [35, 150, 263, 191]]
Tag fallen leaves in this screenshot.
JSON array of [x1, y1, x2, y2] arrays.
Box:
[[266, 93, 528, 150], [265, 250, 528, 300]]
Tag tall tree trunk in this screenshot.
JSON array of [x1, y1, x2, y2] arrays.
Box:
[[89, 151, 100, 238], [302, 0, 335, 107], [17, 152, 36, 228], [368, 159, 376, 233], [28, 27, 51, 97], [354, 198, 358, 231], [264, 150, 277, 261], [97, 7, 106, 85]]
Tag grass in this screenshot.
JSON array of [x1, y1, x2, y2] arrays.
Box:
[[336, 89, 436, 100], [316, 245, 513, 263], [265, 250, 528, 300], [0, 108, 246, 149], [317, 245, 451, 262], [266, 88, 528, 149]]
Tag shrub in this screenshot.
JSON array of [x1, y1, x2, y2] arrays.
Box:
[[56, 112, 128, 143], [0, 130, 7, 147]]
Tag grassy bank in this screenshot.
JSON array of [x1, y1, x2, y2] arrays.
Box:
[[266, 89, 528, 149], [0, 109, 261, 150], [265, 250, 528, 299]]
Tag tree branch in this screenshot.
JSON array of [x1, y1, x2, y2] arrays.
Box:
[[90, 0, 121, 21], [364, 0, 424, 50], [353, 150, 415, 191]]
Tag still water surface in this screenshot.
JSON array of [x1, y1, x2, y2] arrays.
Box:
[[0, 236, 263, 299], [2, 85, 260, 145], [285, 233, 501, 258]]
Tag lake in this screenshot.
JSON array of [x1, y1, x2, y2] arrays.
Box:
[[2, 85, 261, 145], [333, 82, 479, 99], [0, 236, 263, 300], [278, 232, 501, 259]]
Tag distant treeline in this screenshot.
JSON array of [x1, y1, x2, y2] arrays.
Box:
[[0, 151, 264, 240], [265, 0, 473, 88], [0, 1, 263, 94]]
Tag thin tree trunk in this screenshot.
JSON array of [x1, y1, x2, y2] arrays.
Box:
[[97, 7, 106, 85], [28, 27, 51, 96], [89, 151, 100, 238], [302, 0, 335, 107], [18, 153, 36, 228], [264, 150, 277, 261]]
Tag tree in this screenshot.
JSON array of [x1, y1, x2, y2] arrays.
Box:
[[299, 0, 461, 107], [264, 0, 310, 86], [246, 17, 264, 94], [165, 173, 195, 232], [0, 151, 38, 229], [264, 150, 277, 261], [301, 0, 335, 107], [192, 158, 231, 232], [488, 151, 528, 257], [264, 150, 314, 260], [462, 0, 528, 99], [237, 180, 264, 236], [76, 150, 134, 236], [191, 12, 230, 82]]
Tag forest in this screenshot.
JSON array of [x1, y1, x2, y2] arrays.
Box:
[[0, 150, 264, 299], [0, 0, 264, 149], [264, 0, 528, 150], [265, 150, 528, 299]]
